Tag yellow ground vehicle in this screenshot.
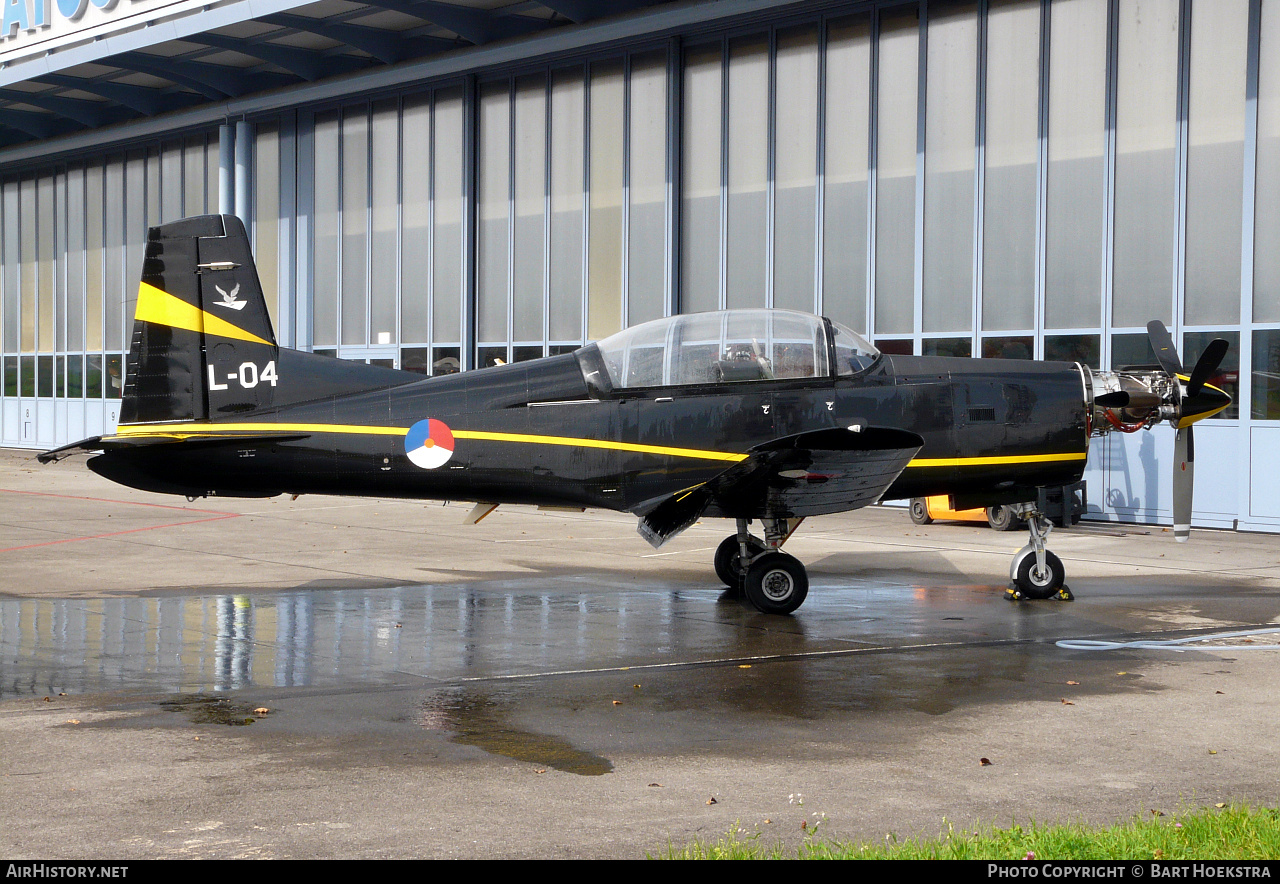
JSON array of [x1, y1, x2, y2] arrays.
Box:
[[908, 496, 1022, 531]]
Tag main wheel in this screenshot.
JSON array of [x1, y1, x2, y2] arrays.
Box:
[[743, 552, 809, 615], [714, 535, 765, 587], [986, 505, 1019, 531], [909, 498, 933, 525], [1011, 549, 1064, 600]]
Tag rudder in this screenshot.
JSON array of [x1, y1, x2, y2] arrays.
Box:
[[121, 215, 280, 424]]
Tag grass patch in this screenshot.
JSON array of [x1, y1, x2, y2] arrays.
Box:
[[662, 805, 1280, 859]]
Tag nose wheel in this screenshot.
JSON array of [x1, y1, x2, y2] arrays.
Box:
[[1005, 504, 1073, 601]]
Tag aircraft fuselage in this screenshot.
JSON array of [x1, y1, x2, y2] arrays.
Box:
[[88, 346, 1090, 517]]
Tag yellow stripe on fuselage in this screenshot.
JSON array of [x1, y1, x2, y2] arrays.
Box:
[[111, 422, 748, 462], [134, 281, 272, 346], [111, 421, 1084, 468], [904, 452, 1086, 468]]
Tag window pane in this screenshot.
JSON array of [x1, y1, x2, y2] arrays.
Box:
[[370, 101, 398, 346], [478, 82, 510, 344], [983, 0, 1039, 331], [681, 46, 723, 314], [822, 16, 870, 333], [588, 61, 624, 340], [1252, 330, 1280, 419], [1112, 0, 1178, 328], [981, 336, 1033, 359], [923, 337, 972, 357], [549, 69, 584, 341], [514, 74, 546, 343], [628, 51, 668, 326], [875, 7, 919, 335], [922, 2, 976, 334], [254, 123, 281, 332], [726, 36, 768, 310], [313, 112, 340, 348], [342, 107, 369, 346], [1255, 2, 1280, 323], [1044, 333, 1100, 368], [433, 88, 465, 344], [1184, 0, 1247, 326], [1045, 0, 1106, 329], [402, 94, 430, 344], [773, 27, 818, 313], [1183, 331, 1239, 419]]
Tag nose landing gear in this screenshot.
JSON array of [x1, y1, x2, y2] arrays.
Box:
[[1005, 503, 1073, 601]]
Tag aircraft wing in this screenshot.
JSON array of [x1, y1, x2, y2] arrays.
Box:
[[636, 426, 924, 548]]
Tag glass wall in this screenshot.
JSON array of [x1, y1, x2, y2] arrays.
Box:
[[0, 137, 218, 416], [3, 0, 1280, 520]]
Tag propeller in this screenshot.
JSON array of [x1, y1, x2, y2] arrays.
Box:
[[1143, 322, 1231, 542]]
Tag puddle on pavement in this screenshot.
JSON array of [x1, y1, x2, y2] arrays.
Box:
[[419, 691, 612, 776], [158, 694, 262, 726]]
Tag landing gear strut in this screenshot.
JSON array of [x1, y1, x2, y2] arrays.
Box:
[[716, 517, 809, 615], [1005, 503, 1072, 601]]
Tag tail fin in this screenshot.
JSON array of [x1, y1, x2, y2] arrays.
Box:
[[121, 215, 280, 424]]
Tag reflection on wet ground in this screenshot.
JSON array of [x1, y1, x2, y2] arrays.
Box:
[[0, 577, 1042, 698], [5, 574, 1278, 776]]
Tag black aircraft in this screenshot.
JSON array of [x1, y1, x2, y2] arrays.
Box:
[[40, 215, 1232, 614]]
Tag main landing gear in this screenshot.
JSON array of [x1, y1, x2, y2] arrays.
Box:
[[1005, 503, 1073, 602], [716, 517, 809, 615]]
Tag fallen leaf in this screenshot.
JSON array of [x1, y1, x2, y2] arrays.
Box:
[[980, 757, 992, 766], [648, 783, 661, 788], [1151, 809, 1165, 817], [1066, 681, 1079, 686], [1209, 749, 1218, 755], [612, 700, 622, 706], [801, 820, 808, 830], [763, 819, 772, 824], [1061, 699, 1074, 705], [254, 707, 270, 716], [706, 797, 717, 805], [739, 665, 751, 669], [66, 719, 79, 725], [1216, 803, 1226, 808]]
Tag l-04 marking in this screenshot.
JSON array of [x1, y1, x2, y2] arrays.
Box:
[[207, 360, 278, 391]]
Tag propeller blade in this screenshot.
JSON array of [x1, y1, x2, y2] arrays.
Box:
[[1146, 320, 1184, 377], [1186, 338, 1229, 397], [1173, 426, 1193, 543]]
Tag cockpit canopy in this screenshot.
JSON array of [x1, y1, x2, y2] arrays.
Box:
[[593, 309, 878, 390]]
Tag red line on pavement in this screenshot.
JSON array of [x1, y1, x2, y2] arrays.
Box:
[[0, 513, 241, 553]]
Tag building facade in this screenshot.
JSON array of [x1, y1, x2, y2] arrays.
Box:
[[1, 0, 1278, 532]]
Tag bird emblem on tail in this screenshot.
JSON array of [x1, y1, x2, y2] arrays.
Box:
[[214, 283, 245, 310]]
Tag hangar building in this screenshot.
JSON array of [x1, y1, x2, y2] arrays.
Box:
[[0, 0, 1276, 533]]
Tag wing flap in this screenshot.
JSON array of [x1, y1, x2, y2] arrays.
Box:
[[636, 426, 923, 548]]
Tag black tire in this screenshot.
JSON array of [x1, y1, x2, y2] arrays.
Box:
[[909, 498, 933, 525], [743, 552, 809, 615], [986, 505, 1019, 531], [1012, 549, 1064, 600], [714, 535, 765, 588]]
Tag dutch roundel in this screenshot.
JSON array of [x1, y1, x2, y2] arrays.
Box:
[[404, 418, 455, 469]]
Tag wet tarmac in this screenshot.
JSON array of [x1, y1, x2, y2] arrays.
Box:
[[3, 449, 1280, 858]]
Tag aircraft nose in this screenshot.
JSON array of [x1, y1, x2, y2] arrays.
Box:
[[1178, 382, 1232, 427]]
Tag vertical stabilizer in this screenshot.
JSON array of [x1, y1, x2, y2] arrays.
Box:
[[121, 215, 280, 424]]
